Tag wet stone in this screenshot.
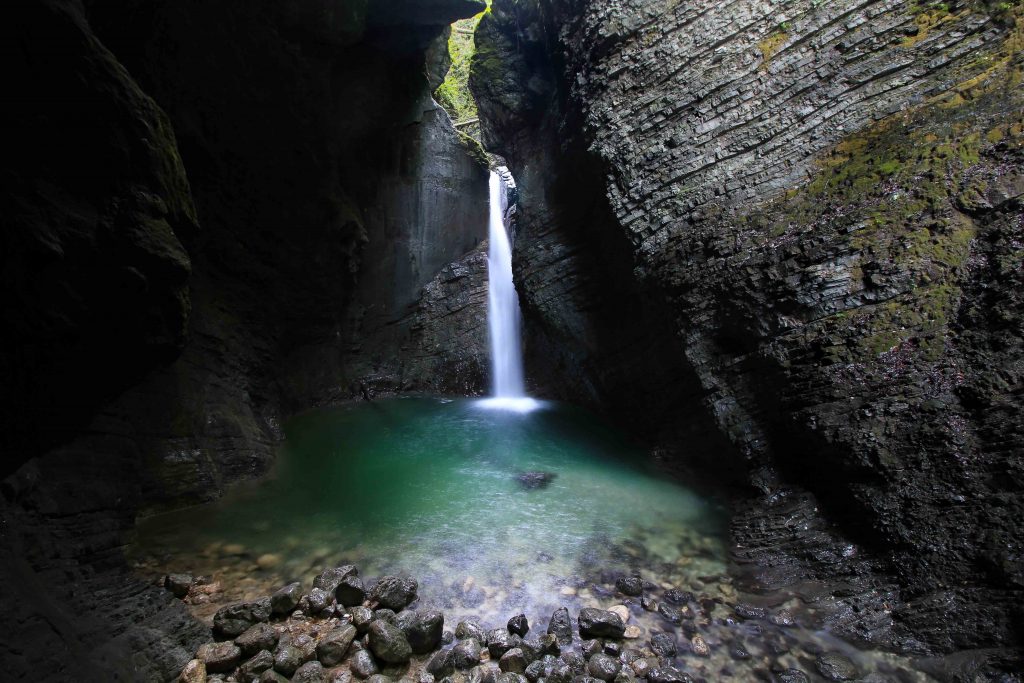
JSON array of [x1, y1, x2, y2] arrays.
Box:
[[487, 629, 518, 658], [456, 621, 486, 643], [317, 624, 357, 666], [655, 604, 680, 625], [628, 658, 655, 679], [214, 597, 272, 638], [640, 597, 657, 612], [198, 642, 242, 674], [427, 648, 456, 677], [580, 640, 602, 658], [499, 648, 528, 674], [578, 609, 625, 639], [369, 620, 413, 664], [338, 575, 367, 607], [260, 670, 290, 683], [236, 622, 278, 657], [601, 642, 620, 657], [165, 573, 193, 598], [663, 590, 693, 605], [769, 609, 796, 627], [777, 669, 810, 683], [314, 566, 358, 595], [508, 614, 529, 637], [366, 676, 393, 683], [453, 639, 483, 670], [732, 604, 766, 620], [688, 634, 709, 657], [497, 673, 528, 683], [548, 607, 573, 644], [351, 649, 380, 679], [274, 644, 308, 678], [548, 661, 572, 683], [649, 633, 676, 658], [179, 658, 205, 683], [615, 577, 643, 596], [309, 588, 332, 614], [370, 576, 418, 611], [586, 654, 620, 681], [294, 661, 326, 683], [351, 606, 375, 633], [815, 653, 858, 681], [400, 610, 444, 654], [729, 641, 751, 660], [239, 649, 274, 679], [647, 667, 694, 683], [525, 659, 547, 682], [561, 651, 585, 674]]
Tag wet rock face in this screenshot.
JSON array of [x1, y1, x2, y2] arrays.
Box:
[[473, 0, 1024, 665]]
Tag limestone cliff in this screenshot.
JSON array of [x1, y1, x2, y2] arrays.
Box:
[[472, 0, 1023, 671]]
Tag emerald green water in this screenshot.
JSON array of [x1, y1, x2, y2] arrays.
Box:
[[135, 398, 727, 623]]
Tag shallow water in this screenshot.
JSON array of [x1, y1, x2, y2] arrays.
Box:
[[132, 397, 934, 681]]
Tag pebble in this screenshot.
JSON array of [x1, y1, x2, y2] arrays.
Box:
[[816, 653, 859, 681], [179, 659, 206, 683], [256, 553, 282, 570], [688, 634, 710, 657], [608, 605, 630, 623]]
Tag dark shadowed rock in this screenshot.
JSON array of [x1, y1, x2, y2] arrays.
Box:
[[649, 633, 676, 658], [274, 644, 308, 677], [578, 609, 625, 639], [369, 620, 413, 663], [587, 654, 620, 681], [427, 647, 456, 677], [214, 597, 272, 637], [370, 576, 418, 611], [351, 649, 380, 679], [261, 669, 291, 683], [314, 566, 358, 595], [294, 660, 326, 683], [165, 573, 193, 598], [456, 621, 486, 643], [337, 575, 367, 607], [615, 577, 643, 596], [239, 650, 275, 680], [351, 606, 375, 633], [516, 471, 556, 490], [547, 608, 573, 643], [487, 629, 518, 658], [272, 582, 303, 615], [507, 614, 529, 637], [497, 673, 528, 683], [452, 638, 483, 669]]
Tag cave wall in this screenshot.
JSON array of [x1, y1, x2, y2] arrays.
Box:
[[0, 0, 489, 679], [471, 0, 1023, 669]]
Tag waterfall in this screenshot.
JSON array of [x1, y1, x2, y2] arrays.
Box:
[[479, 170, 539, 413]]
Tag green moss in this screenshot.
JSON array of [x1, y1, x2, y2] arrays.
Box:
[[434, 4, 489, 134]]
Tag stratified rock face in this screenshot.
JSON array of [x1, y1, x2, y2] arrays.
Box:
[[472, 0, 1023, 666]]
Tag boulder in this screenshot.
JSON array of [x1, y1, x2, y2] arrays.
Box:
[[197, 642, 242, 674], [368, 619, 413, 663], [337, 575, 367, 606], [547, 608, 572, 643], [587, 654, 620, 682], [369, 576, 418, 611], [271, 582, 303, 615], [507, 614, 529, 637], [314, 566, 358, 595], [236, 623, 279, 657], [214, 597, 272, 638], [317, 624, 357, 666], [577, 609, 625, 639]]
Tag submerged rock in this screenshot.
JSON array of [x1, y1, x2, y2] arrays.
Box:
[[615, 577, 643, 596], [587, 654, 620, 681], [647, 667, 694, 683], [578, 608, 625, 639], [515, 471, 556, 490], [815, 653, 858, 681], [649, 633, 676, 658], [777, 670, 809, 683]]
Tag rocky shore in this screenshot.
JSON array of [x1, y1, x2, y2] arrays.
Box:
[[168, 564, 915, 683]]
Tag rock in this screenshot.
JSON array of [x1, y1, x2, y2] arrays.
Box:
[[499, 648, 528, 674], [547, 607, 573, 644], [547, 661, 572, 683], [369, 620, 413, 663], [578, 609, 625, 639], [274, 644, 308, 677], [777, 670, 809, 683], [419, 674, 435, 683], [688, 634, 709, 657], [515, 471, 556, 490], [198, 642, 242, 674], [367, 676, 393, 683], [338, 575, 367, 606], [613, 670, 635, 683], [351, 650, 380, 679], [769, 609, 796, 627], [524, 659, 546, 682], [663, 590, 692, 605], [602, 642, 620, 657], [309, 587, 333, 614], [487, 629, 517, 658], [622, 626, 640, 639], [729, 641, 750, 660], [815, 653, 858, 681], [456, 621, 487, 643], [374, 608, 397, 624], [649, 633, 676, 658], [166, 573, 194, 598], [317, 624, 357, 666], [586, 654, 620, 681], [646, 668, 694, 683], [294, 661, 326, 683], [351, 606, 375, 633], [497, 673, 528, 683], [272, 582, 303, 615], [629, 658, 655, 679], [428, 648, 456, 677], [179, 658, 206, 683], [370, 576, 418, 611], [452, 638, 483, 669], [260, 670, 290, 683], [640, 597, 657, 612], [397, 610, 444, 653], [507, 614, 529, 637], [615, 577, 643, 596], [732, 604, 765, 620], [608, 606, 629, 623], [214, 598, 272, 637], [239, 650, 275, 680], [256, 553, 282, 570], [655, 604, 680, 625], [560, 651, 585, 674], [236, 623, 279, 657], [314, 566, 359, 595], [581, 640, 601, 658]]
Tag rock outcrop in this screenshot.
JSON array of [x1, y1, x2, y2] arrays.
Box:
[[472, 0, 1023, 671], [0, 0, 489, 679]]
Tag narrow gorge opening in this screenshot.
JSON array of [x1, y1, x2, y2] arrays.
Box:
[[2, 1, 1021, 682]]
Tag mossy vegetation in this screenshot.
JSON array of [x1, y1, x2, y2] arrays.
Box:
[[741, 15, 1024, 362], [434, 3, 489, 141], [758, 29, 789, 66]]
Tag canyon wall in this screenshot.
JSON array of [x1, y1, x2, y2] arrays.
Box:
[[472, 0, 1023, 673], [0, 0, 488, 678]]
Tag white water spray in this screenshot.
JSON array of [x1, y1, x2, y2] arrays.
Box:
[[479, 170, 539, 413]]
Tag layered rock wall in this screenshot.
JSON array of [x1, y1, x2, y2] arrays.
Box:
[[472, 0, 1023, 667]]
